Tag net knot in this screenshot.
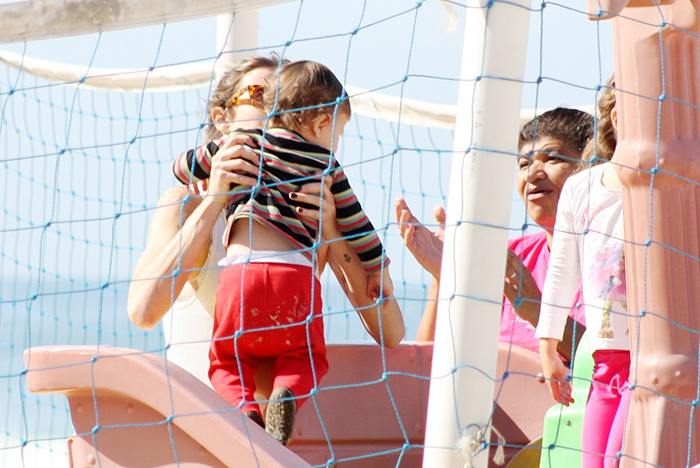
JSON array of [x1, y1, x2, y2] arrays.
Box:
[[457, 424, 506, 468]]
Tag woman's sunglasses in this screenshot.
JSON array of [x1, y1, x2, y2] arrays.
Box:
[[225, 84, 266, 109]]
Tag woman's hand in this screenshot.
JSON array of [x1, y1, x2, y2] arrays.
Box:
[[206, 134, 261, 202], [291, 174, 341, 241], [293, 177, 405, 346], [503, 249, 542, 326], [394, 198, 445, 279], [128, 135, 263, 330]]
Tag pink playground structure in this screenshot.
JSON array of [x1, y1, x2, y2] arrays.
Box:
[[19, 2, 700, 467], [589, 1, 700, 465], [24, 342, 551, 467]]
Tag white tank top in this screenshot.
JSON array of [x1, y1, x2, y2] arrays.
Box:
[[162, 212, 227, 387]]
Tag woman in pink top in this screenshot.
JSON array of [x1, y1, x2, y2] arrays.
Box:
[[396, 107, 594, 362]]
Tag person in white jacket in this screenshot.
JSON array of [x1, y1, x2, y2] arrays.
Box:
[[536, 97, 630, 468]]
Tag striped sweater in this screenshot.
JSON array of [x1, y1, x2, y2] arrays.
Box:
[[172, 128, 388, 272]]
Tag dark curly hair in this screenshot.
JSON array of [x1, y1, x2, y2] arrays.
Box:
[[518, 107, 595, 158]]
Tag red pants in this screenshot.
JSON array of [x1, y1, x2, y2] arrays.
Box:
[[209, 262, 328, 417]]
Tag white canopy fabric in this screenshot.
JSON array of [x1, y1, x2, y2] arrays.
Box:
[[0, 49, 592, 129]]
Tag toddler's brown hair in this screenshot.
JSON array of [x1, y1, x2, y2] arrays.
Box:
[[263, 61, 351, 134]]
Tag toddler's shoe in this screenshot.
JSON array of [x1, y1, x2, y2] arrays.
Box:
[[265, 386, 296, 445]]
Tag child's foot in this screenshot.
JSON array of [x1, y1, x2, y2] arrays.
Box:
[[244, 411, 265, 429], [265, 387, 296, 445]]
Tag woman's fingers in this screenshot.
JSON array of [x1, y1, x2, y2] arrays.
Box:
[[190, 182, 202, 196], [294, 177, 335, 207], [505, 251, 519, 284], [217, 143, 261, 167], [297, 175, 333, 193], [293, 178, 334, 210], [395, 198, 419, 240], [219, 133, 256, 152], [219, 171, 259, 189], [505, 249, 528, 282], [292, 189, 326, 208], [433, 205, 446, 240], [211, 150, 262, 190], [294, 176, 341, 241], [397, 209, 411, 239], [217, 157, 260, 177]]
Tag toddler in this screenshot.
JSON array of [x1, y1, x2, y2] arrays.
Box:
[[172, 60, 390, 444]]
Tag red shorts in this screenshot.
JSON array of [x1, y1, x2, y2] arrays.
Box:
[[209, 262, 328, 416]]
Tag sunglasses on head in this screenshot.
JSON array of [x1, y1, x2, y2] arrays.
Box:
[[225, 84, 266, 109]]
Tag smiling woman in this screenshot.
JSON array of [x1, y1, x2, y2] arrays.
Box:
[[398, 106, 594, 362], [516, 137, 580, 234], [517, 107, 597, 239]]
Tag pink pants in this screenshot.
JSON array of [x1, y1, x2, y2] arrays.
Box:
[[209, 262, 328, 418], [582, 349, 631, 468]]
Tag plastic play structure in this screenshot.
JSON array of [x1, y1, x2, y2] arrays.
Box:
[[589, 1, 700, 465], [539, 333, 594, 468], [24, 342, 554, 467], [18, 1, 700, 467]]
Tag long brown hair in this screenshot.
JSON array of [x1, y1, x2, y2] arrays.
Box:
[[204, 54, 287, 142], [582, 75, 617, 164]]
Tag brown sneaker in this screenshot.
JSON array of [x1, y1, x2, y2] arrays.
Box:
[[265, 387, 297, 445], [244, 411, 265, 429]]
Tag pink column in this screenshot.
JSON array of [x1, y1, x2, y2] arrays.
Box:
[[588, 1, 700, 466]]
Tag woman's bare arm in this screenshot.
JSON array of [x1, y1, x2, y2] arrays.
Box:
[[327, 245, 405, 347], [127, 134, 259, 329], [127, 190, 225, 329], [415, 277, 440, 342], [294, 179, 405, 347]]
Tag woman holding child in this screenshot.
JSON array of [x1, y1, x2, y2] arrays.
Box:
[[128, 55, 404, 444]]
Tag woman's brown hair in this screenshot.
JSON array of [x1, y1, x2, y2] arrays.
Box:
[[204, 54, 287, 142]]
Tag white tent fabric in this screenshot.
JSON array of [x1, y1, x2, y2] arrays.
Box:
[[0, 49, 592, 129]]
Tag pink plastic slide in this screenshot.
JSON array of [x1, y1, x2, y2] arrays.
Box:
[[25, 342, 550, 467]]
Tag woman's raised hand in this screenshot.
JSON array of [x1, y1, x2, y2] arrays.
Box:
[[394, 198, 445, 279]]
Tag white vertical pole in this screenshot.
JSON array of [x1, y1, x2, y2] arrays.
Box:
[[215, 9, 259, 77], [422, 1, 531, 467]]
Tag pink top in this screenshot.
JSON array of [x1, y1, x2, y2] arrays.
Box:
[[500, 231, 585, 357]]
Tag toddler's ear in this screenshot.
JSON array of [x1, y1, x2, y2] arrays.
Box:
[[310, 113, 332, 138]]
